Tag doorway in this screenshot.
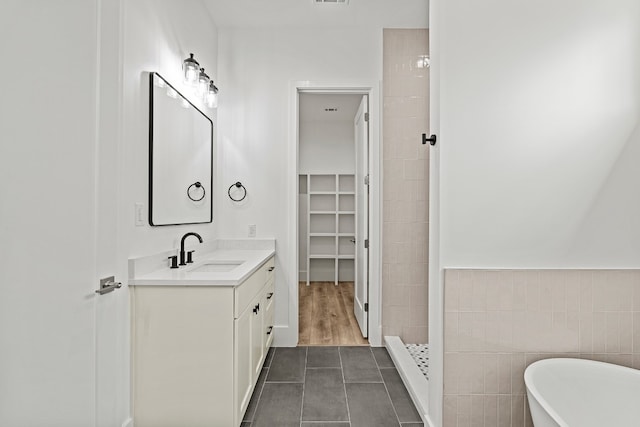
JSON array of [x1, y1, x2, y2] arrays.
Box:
[[297, 93, 368, 345]]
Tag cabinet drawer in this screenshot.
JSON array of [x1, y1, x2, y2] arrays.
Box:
[[264, 278, 275, 351], [265, 257, 275, 282], [264, 302, 274, 351], [234, 256, 274, 318], [264, 278, 274, 313]]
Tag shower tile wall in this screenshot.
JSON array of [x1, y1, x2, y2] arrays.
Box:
[[382, 29, 430, 344], [443, 269, 640, 427]]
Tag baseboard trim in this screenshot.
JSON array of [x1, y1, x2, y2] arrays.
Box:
[[272, 324, 297, 347]]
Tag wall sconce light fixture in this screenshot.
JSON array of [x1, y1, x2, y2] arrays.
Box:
[[181, 53, 218, 109], [206, 81, 218, 109], [182, 53, 200, 85]]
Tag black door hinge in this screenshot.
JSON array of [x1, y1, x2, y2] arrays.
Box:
[[364, 303, 369, 312]]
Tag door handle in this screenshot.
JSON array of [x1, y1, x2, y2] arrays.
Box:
[[350, 239, 356, 244], [422, 133, 437, 146], [96, 276, 122, 295]]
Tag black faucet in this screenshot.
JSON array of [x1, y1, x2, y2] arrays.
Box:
[[179, 232, 203, 266]]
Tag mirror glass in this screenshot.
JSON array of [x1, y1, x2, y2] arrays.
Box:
[[149, 72, 213, 226]]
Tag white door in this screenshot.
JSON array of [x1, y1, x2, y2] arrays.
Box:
[[0, 2, 98, 425], [0, 2, 125, 426], [354, 96, 369, 337]]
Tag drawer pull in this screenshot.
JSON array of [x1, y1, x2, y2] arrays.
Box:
[[266, 326, 273, 335], [267, 292, 274, 300], [268, 266, 275, 272], [253, 303, 260, 314]]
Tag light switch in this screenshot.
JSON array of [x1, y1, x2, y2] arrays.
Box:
[[248, 224, 256, 238], [135, 203, 145, 226]]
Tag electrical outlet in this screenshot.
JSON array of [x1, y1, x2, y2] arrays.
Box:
[[248, 224, 256, 238], [135, 203, 144, 226]]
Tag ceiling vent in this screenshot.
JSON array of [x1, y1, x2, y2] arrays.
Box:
[[314, 0, 349, 4]]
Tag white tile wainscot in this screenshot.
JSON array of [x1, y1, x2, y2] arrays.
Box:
[[129, 242, 275, 427]]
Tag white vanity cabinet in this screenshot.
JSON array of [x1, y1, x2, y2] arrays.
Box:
[[131, 255, 275, 427]]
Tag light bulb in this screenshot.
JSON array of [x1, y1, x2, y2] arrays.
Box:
[[206, 81, 218, 108], [185, 67, 198, 84], [182, 53, 200, 85], [197, 68, 210, 97]]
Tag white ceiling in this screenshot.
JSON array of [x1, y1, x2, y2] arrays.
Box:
[[299, 93, 363, 123], [204, 0, 428, 29]]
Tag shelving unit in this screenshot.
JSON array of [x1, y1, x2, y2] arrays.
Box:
[[301, 174, 355, 285]]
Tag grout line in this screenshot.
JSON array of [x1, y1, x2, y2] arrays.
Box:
[[372, 347, 383, 370], [245, 367, 269, 423], [338, 346, 352, 425], [300, 346, 308, 426], [376, 346, 403, 427]]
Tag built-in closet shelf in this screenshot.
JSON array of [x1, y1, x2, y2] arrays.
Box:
[[310, 211, 336, 215], [301, 173, 356, 285]]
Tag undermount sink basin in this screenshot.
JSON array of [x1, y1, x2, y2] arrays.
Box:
[[190, 261, 244, 273]]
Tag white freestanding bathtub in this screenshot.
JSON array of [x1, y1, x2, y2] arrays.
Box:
[[524, 358, 640, 427]]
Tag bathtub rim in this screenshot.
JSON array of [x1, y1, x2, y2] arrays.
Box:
[[524, 357, 640, 427]]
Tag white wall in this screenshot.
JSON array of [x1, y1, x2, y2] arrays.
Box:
[[430, 0, 640, 425], [216, 5, 428, 345], [299, 121, 356, 174], [439, 0, 640, 269], [122, 0, 219, 258], [217, 27, 385, 344]]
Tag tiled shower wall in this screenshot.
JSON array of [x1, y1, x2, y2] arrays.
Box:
[[381, 29, 430, 344], [443, 269, 640, 427]]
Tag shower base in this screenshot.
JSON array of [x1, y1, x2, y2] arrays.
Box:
[[384, 336, 431, 425]]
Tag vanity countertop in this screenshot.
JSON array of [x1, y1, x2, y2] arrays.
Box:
[[129, 248, 275, 286]]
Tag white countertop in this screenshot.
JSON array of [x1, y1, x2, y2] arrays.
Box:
[[129, 248, 275, 286]]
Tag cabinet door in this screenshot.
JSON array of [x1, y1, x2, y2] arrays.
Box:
[[234, 304, 253, 423], [250, 293, 264, 380]]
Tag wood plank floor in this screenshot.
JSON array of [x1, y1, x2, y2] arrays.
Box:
[[298, 281, 368, 346]]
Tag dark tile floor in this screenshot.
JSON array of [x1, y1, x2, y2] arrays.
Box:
[[242, 346, 423, 427]]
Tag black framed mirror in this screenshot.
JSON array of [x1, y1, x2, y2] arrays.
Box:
[[148, 72, 213, 226]]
